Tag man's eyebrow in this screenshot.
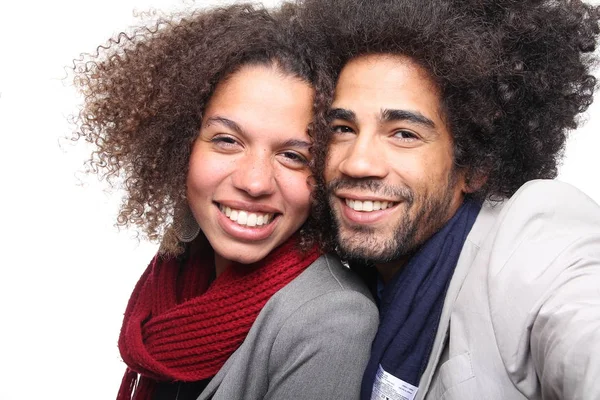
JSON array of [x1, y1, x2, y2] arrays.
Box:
[[203, 116, 245, 134], [327, 108, 357, 124], [381, 109, 436, 129]]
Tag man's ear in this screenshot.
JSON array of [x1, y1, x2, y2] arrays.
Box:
[[463, 168, 488, 194]]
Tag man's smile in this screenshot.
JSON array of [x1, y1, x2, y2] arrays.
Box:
[[334, 194, 402, 225], [344, 198, 397, 212]]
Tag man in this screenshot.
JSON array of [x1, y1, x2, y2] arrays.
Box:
[[299, 0, 600, 399]]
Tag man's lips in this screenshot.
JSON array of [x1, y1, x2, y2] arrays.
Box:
[[344, 198, 397, 212], [333, 190, 400, 211], [335, 195, 401, 224]]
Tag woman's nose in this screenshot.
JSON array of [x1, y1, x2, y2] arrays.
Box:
[[231, 151, 276, 197]]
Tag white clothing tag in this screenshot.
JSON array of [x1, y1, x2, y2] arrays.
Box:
[[371, 364, 419, 400]]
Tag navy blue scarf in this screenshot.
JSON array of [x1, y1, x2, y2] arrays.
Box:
[[361, 199, 481, 399]]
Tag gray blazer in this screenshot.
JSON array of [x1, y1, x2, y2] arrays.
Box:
[[416, 180, 600, 399], [197, 253, 379, 400]]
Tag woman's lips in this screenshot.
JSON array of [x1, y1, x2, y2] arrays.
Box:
[[216, 203, 279, 241]]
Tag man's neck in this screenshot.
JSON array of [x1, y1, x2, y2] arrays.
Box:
[[376, 258, 409, 284]]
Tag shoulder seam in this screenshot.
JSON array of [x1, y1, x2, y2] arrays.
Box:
[[324, 254, 346, 289]]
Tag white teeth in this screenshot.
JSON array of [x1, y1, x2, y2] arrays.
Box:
[[345, 199, 396, 212], [219, 204, 274, 227]]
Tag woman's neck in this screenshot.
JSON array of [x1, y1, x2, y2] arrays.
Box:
[[214, 253, 229, 278]]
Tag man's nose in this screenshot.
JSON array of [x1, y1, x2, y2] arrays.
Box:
[[337, 134, 388, 179], [231, 151, 276, 197]]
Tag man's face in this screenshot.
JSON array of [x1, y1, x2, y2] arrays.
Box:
[[325, 54, 467, 266]]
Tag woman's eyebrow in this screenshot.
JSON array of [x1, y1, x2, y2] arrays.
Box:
[[203, 116, 246, 135], [280, 139, 312, 149], [204, 116, 311, 148]]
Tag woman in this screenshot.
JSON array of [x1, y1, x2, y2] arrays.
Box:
[[72, 3, 378, 400]]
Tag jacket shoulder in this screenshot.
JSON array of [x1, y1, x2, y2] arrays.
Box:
[[459, 179, 600, 398], [200, 254, 379, 400], [271, 253, 375, 306], [503, 179, 600, 222]]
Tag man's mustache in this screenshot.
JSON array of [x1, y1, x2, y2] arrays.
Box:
[[326, 178, 414, 203]]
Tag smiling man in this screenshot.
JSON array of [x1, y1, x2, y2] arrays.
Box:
[[299, 0, 600, 399], [326, 55, 468, 283]]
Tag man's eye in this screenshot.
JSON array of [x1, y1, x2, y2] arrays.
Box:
[[331, 125, 355, 134], [393, 130, 418, 140]]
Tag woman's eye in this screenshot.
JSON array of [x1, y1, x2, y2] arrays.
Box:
[[211, 135, 239, 147], [280, 151, 309, 166]]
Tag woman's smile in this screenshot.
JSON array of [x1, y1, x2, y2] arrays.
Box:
[[215, 202, 280, 242], [218, 203, 276, 228]]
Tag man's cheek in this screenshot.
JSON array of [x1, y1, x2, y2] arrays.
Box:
[[325, 156, 342, 179]]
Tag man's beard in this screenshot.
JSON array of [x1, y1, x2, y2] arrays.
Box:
[[327, 172, 459, 265]]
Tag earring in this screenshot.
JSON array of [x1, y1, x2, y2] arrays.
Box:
[[174, 205, 200, 243]]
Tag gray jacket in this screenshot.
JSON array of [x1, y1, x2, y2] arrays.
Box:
[[417, 180, 600, 399], [197, 253, 379, 400]]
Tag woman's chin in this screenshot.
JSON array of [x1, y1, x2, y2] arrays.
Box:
[[213, 243, 274, 269]]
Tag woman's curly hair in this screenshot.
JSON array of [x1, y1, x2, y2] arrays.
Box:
[[71, 3, 333, 254], [297, 0, 600, 203]]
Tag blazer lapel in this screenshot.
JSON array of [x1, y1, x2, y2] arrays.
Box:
[[196, 348, 239, 400], [415, 201, 502, 399]]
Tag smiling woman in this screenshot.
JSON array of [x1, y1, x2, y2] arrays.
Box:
[[70, 3, 378, 400], [188, 65, 314, 274]]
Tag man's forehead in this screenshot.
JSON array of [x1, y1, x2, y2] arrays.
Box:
[[332, 54, 443, 122], [337, 54, 434, 86]]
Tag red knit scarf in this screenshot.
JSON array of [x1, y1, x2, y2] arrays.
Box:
[[117, 236, 320, 400]]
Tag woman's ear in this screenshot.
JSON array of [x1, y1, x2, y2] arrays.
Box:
[[306, 174, 317, 189]]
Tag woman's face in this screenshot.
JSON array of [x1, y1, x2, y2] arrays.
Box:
[[187, 64, 314, 268]]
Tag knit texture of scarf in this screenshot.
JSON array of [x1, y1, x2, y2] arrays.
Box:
[[117, 236, 320, 400], [360, 199, 481, 400]]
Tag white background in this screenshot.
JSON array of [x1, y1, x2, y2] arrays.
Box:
[[0, 0, 598, 399]]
